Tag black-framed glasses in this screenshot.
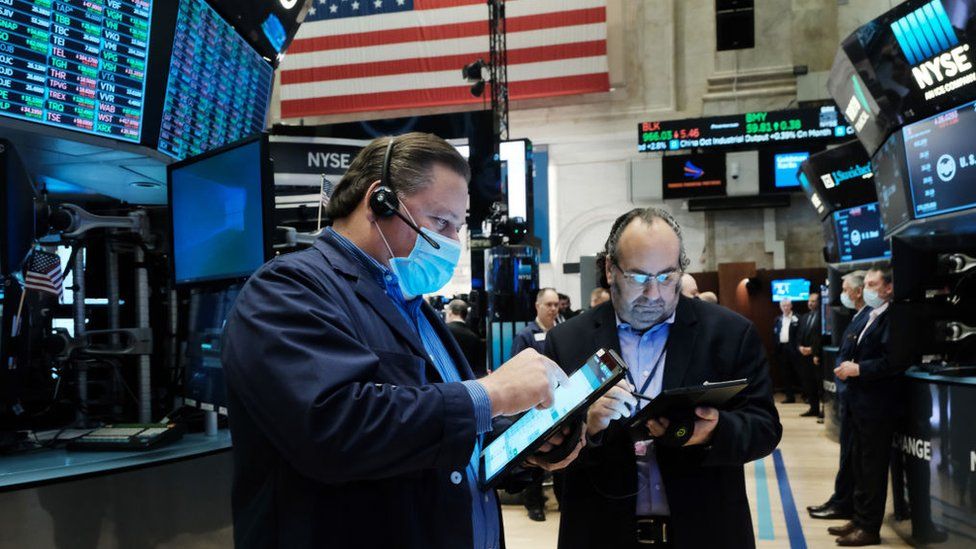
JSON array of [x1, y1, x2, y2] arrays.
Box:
[[612, 261, 682, 289]]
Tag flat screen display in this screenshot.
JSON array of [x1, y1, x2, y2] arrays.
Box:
[[832, 203, 891, 263], [661, 153, 726, 199], [904, 97, 976, 219], [168, 137, 269, 285], [773, 151, 809, 189], [772, 279, 811, 302], [157, 0, 274, 160], [0, 0, 153, 142], [800, 140, 878, 219], [481, 350, 621, 485], [871, 131, 913, 235]]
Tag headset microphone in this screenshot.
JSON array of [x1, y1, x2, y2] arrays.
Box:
[[369, 138, 441, 250]]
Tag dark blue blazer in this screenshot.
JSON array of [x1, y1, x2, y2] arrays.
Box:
[[511, 321, 546, 356], [545, 298, 782, 549], [772, 314, 800, 353], [834, 306, 872, 400], [221, 231, 490, 548], [844, 308, 906, 419]]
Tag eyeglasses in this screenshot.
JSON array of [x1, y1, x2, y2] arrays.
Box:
[[612, 262, 682, 289]]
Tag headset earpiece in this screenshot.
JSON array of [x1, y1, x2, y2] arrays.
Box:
[[369, 185, 399, 218]]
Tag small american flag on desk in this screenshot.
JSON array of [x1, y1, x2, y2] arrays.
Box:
[[24, 249, 64, 298], [279, 0, 610, 118]]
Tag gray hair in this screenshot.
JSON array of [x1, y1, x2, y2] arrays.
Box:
[[536, 287, 558, 303], [596, 208, 690, 287], [446, 299, 469, 320], [842, 270, 866, 290]]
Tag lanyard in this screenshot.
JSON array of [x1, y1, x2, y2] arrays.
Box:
[[626, 338, 670, 395]]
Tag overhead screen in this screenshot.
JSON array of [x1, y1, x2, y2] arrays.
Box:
[[829, 0, 976, 155], [771, 279, 811, 302], [798, 140, 877, 219], [661, 153, 726, 199], [157, 0, 274, 160], [832, 203, 891, 263], [0, 0, 153, 142]]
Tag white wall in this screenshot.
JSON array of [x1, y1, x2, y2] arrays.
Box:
[[273, 0, 897, 306]]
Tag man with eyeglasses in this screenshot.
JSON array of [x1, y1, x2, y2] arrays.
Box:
[[544, 208, 782, 548]]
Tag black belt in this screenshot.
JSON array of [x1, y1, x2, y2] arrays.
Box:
[[636, 515, 670, 546]]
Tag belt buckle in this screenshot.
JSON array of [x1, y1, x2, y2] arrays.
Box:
[[636, 517, 668, 545]]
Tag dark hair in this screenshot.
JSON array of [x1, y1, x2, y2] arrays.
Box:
[[446, 299, 469, 320], [595, 208, 690, 288], [868, 265, 893, 285], [325, 132, 471, 220], [558, 293, 569, 301]]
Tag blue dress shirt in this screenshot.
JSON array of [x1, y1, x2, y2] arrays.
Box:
[[329, 228, 499, 549], [617, 313, 674, 517]]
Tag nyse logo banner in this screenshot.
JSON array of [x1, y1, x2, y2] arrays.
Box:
[[891, 0, 976, 100]]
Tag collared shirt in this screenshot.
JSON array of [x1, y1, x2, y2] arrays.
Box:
[[617, 312, 675, 517], [329, 228, 500, 549], [778, 314, 794, 344], [858, 301, 889, 345]]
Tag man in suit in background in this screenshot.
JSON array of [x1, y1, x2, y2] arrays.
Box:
[[557, 293, 579, 324], [830, 266, 901, 546], [809, 271, 871, 522], [796, 293, 823, 417], [546, 207, 782, 548], [445, 300, 487, 378], [774, 299, 801, 403]]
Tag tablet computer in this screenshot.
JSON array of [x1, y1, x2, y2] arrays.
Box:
[[626, 379, 748, 432], [479, 348, 628, 488]]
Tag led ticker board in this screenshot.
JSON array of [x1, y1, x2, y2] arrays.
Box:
[[0, 0, 153, 142], [157, 0, 274, 160], [638, 106, 852, 153]]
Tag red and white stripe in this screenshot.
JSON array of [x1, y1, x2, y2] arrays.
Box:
[[279, 0, 609, 118]]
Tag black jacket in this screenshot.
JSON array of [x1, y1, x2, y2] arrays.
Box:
[[844, 307, 905, 419], [544, 298, 782, 549], [773, 314, 800, 352], [797, 310, 823, 356], [447, 321, 487, 378]]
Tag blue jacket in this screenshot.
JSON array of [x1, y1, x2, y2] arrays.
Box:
[[844, 307, 905, 419], [511, 321, 547, 356], [221, 231, 493, 548]]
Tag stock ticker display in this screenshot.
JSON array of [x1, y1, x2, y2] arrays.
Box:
[[832, 203, 891, 263], [904, 98, 976, 219], [638, 106, 852, 152], [157, 0, 273, 160], [0, 0, 152, 142]]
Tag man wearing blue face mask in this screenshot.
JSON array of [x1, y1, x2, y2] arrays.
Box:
[[221, 133, 584, 549]]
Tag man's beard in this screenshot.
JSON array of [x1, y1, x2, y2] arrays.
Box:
[[610, 280, 677, 331]]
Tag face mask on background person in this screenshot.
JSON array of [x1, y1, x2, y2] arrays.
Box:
[[863, 288, 885, 309], [840, 292, 856, 310]]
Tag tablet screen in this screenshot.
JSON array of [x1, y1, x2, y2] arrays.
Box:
[[481, 351, 622, 484]]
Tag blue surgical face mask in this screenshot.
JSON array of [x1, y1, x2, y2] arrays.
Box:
[[840, 292, 856, 310], [375, 205, 461, 299], [863, 288, 885, 309]]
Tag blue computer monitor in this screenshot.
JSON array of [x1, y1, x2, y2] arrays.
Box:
[[771, 279, 811, 302], [773, 151, 810, 189], [167, 135, 274, 286], [831, 202, 891, 263]]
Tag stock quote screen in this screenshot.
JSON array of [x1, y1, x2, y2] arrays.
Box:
[[157, 0, 273, 160], [638, 106, 852, 152], [904, 98, 976, 219], [0, 0, 152, 142]]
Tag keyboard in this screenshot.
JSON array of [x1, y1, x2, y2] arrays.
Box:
[[66, 423, 185, 451]]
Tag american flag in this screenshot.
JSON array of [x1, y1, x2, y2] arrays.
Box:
[[24, 250, 63, 298], [320, 174, 335, 205], [279, 0, 610, 118]]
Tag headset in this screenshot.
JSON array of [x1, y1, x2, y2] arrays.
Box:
[[368, 137, 440, 249]]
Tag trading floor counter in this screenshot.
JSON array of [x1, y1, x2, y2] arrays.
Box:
[[0, 431, 233, 548]]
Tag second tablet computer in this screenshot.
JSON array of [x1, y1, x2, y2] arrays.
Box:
[[479, 349, 627, 488]]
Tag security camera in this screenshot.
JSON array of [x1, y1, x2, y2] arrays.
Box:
[[729, 161, 740, 180]]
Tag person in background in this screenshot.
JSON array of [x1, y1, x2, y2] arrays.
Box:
[[809, 270, 870, 522], [796, 292, 823, 417], [589, 287, 610, 308], [557, 293, 579, 323], [679, 273, 700, 298], [773, 299, 801, 403], [830, 266, 901, 546], [699, 291, 718, 304], [510, 287, 562, 521], [445, 299, 487, 378], [546, 207, 781, 548]]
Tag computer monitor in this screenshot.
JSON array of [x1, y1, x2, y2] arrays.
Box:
[[832, 203, 892, 263], [799, 140, 877, 219], [167, 134, 274, 286], [1, 140, 39, 278], [771, 279, 811, 302]]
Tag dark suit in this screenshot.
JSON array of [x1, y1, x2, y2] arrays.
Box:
[[826, 306, 873, 513], [545, 298, 782, 548], [773, 314, 801, 400], [221, 231, 502, 548], [447, 321, 487, 378], [845, 305, 905, 533], [796, 310, 823, 411]]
